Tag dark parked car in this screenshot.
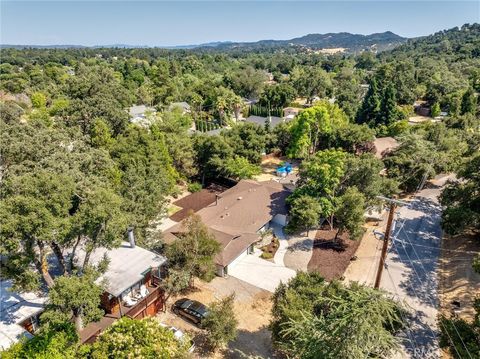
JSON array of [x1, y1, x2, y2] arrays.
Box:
[[172, 298, 209, 326]]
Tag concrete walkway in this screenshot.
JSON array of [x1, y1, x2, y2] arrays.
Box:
[[271, 224, 288, 266], [228, 249, 296, 292]]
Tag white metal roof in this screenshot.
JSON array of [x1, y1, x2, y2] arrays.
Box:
[[0, 280, 46, 350], [75, 242, 166, 297]]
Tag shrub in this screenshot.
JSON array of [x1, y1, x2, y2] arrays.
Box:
[[203, 294, 238, 350], [439, 314, 479, 359], [261, 252, 273, 259], [431, 102, 441, 117], [187, 182, 202, 193]]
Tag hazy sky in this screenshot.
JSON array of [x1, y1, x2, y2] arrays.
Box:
[[1, 1, 479, 46]]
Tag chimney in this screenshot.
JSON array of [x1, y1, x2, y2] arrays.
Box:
[[215, 194, 221, 205], [127, 228, 135, 248]]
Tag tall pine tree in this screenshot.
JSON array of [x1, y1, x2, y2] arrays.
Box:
[[357, 78, 381, 127], [379, 83, 399, 126], [460, 87, 477, 115]]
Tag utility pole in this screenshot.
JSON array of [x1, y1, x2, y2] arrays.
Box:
[[374, 196, 408, 289]]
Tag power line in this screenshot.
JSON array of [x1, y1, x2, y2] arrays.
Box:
[[374, 175, 472, 358], [391, 215, 472, 359], [383, 264, 422, 352]]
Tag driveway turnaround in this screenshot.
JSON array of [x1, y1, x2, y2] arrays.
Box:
[[228, 249, 296, 292], [381, 175, 453, 359]]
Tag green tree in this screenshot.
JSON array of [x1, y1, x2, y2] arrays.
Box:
[[224, 122, 267, 163], [160, 268, 191, 306], [357, 77, 381, 127], [49, 98, 70, 117], [383, 134, 438, 192], [0, 170, 75, 289], [460, 87, 477, 115], [440, 153, 480, 235], [329, 123, 375, 154], [259, 83, 296, 109], [1, 323, 80, 359], [111, 126, 177, 246], [439, 298, 480, 359], [85, 317, 191, 358], [379, 83, 400, 127], [202, 294, 238, 350], [271, 273, 404, 359], [287, 101, 348, 158], [90, 118, 115, 149], [223, 66, 266, 99], [431, 102, 441, 118], [292, 149, 346, 229], [193, 134, 233, 185], [70, 186, 127, 271], [0, 120, 125, 287], [335, 187, 366, 240], [340, 153, 398, 205], [286, 195, 322, 236], [66, 65, 131, 135], [42, 272, 104, 332], [31, 92, 47, 108], [295, 149, 346, 198], [222, 156, 261, 180], [290, 66, 332, 103], [152, 109, 197, 179], [166, 213, 221, 283]]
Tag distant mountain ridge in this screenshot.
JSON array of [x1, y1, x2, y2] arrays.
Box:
[[1, 31, 407, 52], [206, 31, 407, 52]]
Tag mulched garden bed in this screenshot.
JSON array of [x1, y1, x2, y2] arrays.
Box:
[[169, 183, 228, 222], [260, 237, 279, 261], [307, 229, 361, 281]]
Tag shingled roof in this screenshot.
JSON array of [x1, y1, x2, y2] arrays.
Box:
[[165, 180, 290, 267]]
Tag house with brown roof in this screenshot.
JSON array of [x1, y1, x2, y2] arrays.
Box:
[[164, 180, 290, 277], [373, 137, 399, 159]]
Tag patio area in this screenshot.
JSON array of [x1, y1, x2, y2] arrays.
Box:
[[79, 280, 165, 343]]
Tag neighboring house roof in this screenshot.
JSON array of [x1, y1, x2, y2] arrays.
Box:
[[373, 137, 399, 159], [129, 105, 155, 118], [168, 102, 191, 112], [245, 115, 284, 128], [283, 107, 301, 114], [243, 98, 258, 105], [165, 180, 290, 267], [74, 243, 166, 297], [0, 280, 46, 350]]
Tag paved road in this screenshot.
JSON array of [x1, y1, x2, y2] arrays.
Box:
[[381, 176, 452, 359]]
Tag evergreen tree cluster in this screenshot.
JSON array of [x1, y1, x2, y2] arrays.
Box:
[[356, 77, 402, 130], [248, 104, 283, 117]]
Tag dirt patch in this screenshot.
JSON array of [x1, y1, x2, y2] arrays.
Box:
[[157, 277, 274, 358], [307, 229, 361, 281], [169, 184, 227, 222], [439, 232, 480, 321]]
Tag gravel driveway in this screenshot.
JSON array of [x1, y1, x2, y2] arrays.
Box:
[[156, 276, 274, 358]]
